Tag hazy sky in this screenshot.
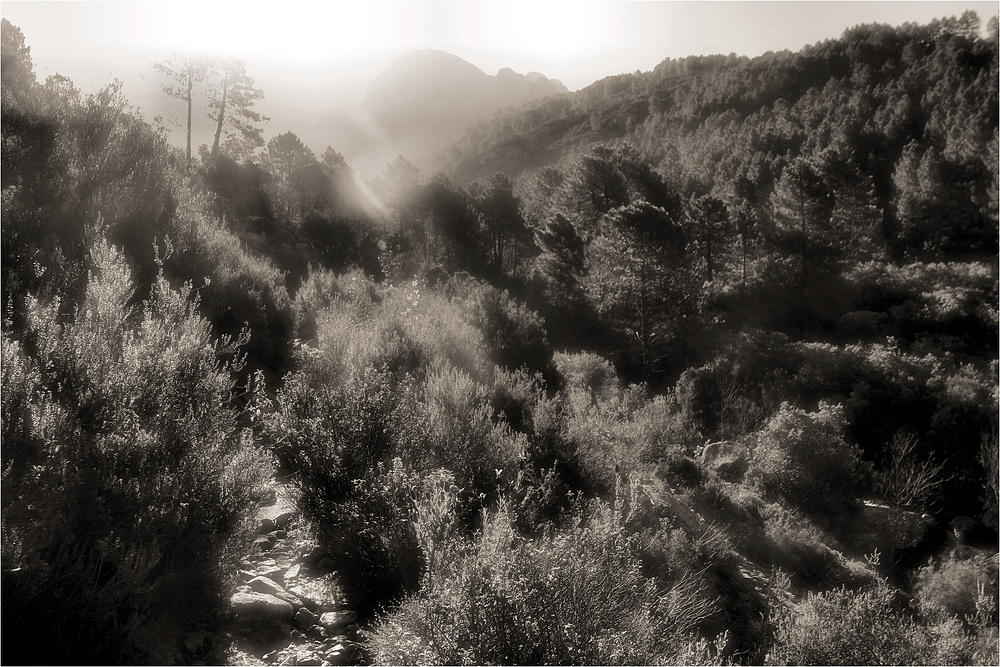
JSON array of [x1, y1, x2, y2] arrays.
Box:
[[2, 1, 996, 168], [4, 1, 998, 93]]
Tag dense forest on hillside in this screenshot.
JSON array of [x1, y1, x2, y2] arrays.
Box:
[[2, 12, 998, 665]]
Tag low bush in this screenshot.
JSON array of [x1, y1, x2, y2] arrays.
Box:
[[369, 502, 724, 665], [1, 239, 268, 663], [554, 350, 620, 404], [675, 331, 793, 440], [291, 265, 341, 342], [267, 278, 521, 608], [393, 362, 524, 520], [266, 361, 423, 610], [761, 504, 874, 591], [914, 551, 999, 626], [768, 578, 988, 665], [490, 366, 545, 433], [558, 355, 696, 497], [164, 198, 294, 375], [448, 275, 554, 379], [748, 402, 867, 522]]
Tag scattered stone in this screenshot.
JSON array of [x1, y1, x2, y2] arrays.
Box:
[[258, 517, 277, 534], [248, 576, 289, 597], [295, 607, 320, 631], [319, 610, 357, 632], [324, 643, 358, 665], [259, 565, 286, 584], [285, 563, 301, 581], [230, 592, 294, 623], [306, 624, 327, 641], [288, 586, 321, 612], [255, 535, 276, 551], [274, 511, 296, 528], [299, 546, 330, 567], [249, 576, 307, 609], [700, 441, 749, 482]]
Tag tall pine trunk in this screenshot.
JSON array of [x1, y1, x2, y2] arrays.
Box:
[[212, 69, 229, 156], [185, 68, 192, 168]]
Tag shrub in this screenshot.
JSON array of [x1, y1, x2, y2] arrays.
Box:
[[391, 280, 491, 381], [393, 362, 524, 521], [554, 350, 619, 404], [490, 366, 545, 433], [683, 481, 770, 565], [1, 239, 268, 663], [761, 503, 872, 591], [164, 199, 294, 375], [507, 462, 576, 536], [291, 265, 341, 342], [382, 462, 464, 590], [448, 275, 554, 378], [266, 279, 509, 608], [748, 402, 866, 521], [915, 552, 999, 625], [559, 363, 696, 498], [265, 362, 422, 611], [675, 331, 793, 440], [369, 502, 723, 665], [767, 578, 987, 665], [2, 77, 175, 331], [313, 474, 424, 613], [842, 260, 998, 358], [875, 430, 947, 509]]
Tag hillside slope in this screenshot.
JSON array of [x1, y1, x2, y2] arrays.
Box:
[[362, 48, 567, 160]]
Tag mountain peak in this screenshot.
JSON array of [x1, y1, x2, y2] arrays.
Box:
[[363, 50, 566, 141]]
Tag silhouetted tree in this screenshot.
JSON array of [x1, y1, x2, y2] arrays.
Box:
[[153, 52, 209, 168], [684, 193, 730, 282], [207, 58, 267, 156], [584, 202, 688, 380], [769, 158, 834, 273], [469, 173, 532, 280]]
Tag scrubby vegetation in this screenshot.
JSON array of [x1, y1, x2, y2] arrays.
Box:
[[2, 12, 997, 665]]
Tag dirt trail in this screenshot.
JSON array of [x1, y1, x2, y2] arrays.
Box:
[[217, 481, 370, 666]]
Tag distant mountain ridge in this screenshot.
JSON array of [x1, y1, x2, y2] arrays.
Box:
[[361, 49, 567, 158]]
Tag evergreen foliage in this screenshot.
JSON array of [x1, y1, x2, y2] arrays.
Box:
[[1, 13, 997, 665]]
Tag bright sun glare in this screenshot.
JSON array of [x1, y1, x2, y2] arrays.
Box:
[[153, 1, 611, 63]]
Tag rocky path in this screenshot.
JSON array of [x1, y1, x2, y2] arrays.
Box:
[[216, 482, 370, 666]]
